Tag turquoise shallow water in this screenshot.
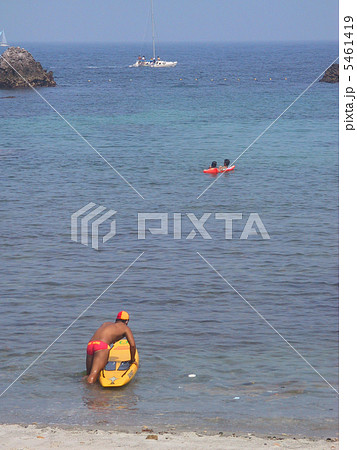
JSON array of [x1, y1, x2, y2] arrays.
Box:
[[0, 42, 338, 436]]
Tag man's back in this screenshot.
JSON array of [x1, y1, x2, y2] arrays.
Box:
[[89, 321, 128, 345]]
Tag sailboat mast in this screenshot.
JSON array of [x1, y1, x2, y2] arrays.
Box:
[[151, 0, 156, 60]]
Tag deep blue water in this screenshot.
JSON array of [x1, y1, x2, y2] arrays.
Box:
[[0, 42, 338, 436]]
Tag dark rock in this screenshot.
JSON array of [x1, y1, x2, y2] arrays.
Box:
[[319, 63, 339, 83], [0, 46, 56, 89]]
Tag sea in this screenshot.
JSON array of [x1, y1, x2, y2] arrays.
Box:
[[0, 42, 338, 437]]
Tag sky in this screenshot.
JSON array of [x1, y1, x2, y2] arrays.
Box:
[[1, 0, 338, 43]]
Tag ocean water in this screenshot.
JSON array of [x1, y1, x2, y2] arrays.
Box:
[[0, 42, 338, 436]]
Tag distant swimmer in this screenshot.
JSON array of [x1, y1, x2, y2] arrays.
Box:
[[219, 159, 230, 171], [208, 161, 217, 169], [86, 311, 137, 384]]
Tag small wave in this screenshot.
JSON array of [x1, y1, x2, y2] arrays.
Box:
[[86, 65, 117, 69]]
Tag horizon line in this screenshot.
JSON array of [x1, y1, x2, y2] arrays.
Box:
[[4, 39, 339, 45]]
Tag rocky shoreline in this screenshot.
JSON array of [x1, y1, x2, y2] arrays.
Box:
[[319, 63, 339, 83], [0, 46, 56, 89]]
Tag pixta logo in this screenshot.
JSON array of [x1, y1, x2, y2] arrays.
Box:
[[71, 203, 116, 250], [71, 205, 270, 249], [138, 213, 270, 240]]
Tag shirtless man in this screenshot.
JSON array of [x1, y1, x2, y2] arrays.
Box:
[[86, 311, 137, 384], [219, 159, 230, 172]]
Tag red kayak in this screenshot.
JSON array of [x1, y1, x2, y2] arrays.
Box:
[[203, 165, 235, 174]]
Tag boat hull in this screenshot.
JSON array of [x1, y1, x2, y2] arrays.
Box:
[[130, 60, 177, 68]]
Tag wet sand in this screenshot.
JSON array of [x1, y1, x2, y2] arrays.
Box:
[[0, 424, 338, 449]]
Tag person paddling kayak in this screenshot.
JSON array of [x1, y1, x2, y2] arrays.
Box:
[[86, 311, 137, 384]]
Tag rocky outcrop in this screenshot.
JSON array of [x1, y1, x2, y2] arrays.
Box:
[[319, 63, 339, 83], [0, 47, 56, 89]]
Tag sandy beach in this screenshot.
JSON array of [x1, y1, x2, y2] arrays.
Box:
[[0, 424, 338, 449]]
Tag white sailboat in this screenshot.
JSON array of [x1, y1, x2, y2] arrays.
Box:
[[0, 30, 9, 47], [130, 0, 177, 68]]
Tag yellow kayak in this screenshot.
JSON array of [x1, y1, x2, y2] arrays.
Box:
[[99, 339, 139, 388]]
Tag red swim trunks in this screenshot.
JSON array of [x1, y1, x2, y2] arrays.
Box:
[[87, 340, 110, 355]]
